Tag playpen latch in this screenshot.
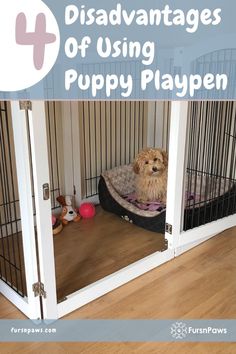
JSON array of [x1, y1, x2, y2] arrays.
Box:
[[32, 282, 47, 299], [19, 101, 32, 111], [43, 183, 50, 200], [165, 223, 172, 235]]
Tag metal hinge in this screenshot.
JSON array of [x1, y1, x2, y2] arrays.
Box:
[[160, 238, 169, 252], [165, 223, 172, 235], [32, 282, 47, 299], [19, 100, 32, 111]]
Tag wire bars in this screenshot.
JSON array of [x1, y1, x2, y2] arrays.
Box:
[[79, 101, 148, 199], [184, 101, 236, 231]]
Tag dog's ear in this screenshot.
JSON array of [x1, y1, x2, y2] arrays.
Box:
[[161, 150, 168, 167], [133, 161, 140, 174]]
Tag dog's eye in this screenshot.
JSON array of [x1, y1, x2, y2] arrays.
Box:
[[145, 161, 149, 164], [154, 158, 158, 162]]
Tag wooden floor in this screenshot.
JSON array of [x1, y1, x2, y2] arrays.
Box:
[[1, 226, 236, 353], [54, 207, 165, 300], [0, 208, 165, 301]]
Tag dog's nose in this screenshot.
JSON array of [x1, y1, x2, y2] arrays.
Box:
[[69, 211, 74, 215], [152, 166, 158, 172]]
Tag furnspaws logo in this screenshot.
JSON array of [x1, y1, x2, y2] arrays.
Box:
[[0, 0, 60, 91], [170, 322, 228, 340], [170, 322, 188, 339]]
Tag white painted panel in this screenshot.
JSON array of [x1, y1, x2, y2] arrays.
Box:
[[29, 102, 58, 319], [6, 101, 41, 319], [165, 101, 188, 249]]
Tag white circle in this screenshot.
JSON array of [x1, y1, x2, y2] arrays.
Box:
[[0, 0, 60, 91]]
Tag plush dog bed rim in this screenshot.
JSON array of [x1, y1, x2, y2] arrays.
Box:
[[101, 173, 164, 217]]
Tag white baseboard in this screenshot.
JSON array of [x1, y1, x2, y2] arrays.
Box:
[[175, 232, 218, 256]]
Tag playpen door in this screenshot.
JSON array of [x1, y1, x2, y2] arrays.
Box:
[[0, 102, 58, 319], [166, 101, 236, 255], [26, 101, 58, 319]]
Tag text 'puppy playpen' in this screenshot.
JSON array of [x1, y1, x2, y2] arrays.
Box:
[[0, 100, 236, 319]]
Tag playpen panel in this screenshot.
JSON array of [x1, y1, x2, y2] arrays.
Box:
[[44, 100, 171, 204], [183, 101, 236, 231], [0, 101, 66, 227], [0, 102, 21, 235], [1, 101, 43, 319], [0, 102, 27, 297], [28, 101, 58, 319], [66, 100, 171, 202], [76, 101, 149, 200], [165, 101, 188, 249], [0, 100, 60, 318]]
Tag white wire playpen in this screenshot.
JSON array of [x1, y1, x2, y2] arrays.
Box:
[[0, 100, 236, 319]]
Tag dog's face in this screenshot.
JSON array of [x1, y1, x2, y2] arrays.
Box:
[[133, 148, 168, 177]]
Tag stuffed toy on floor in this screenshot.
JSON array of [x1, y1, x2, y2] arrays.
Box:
[[57, 195, 81, 225]]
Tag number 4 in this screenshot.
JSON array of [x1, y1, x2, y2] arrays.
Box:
[[15, 12, 56, 70]]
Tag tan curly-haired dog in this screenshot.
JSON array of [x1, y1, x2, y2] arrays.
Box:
[[133, 148, 168, 203]]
